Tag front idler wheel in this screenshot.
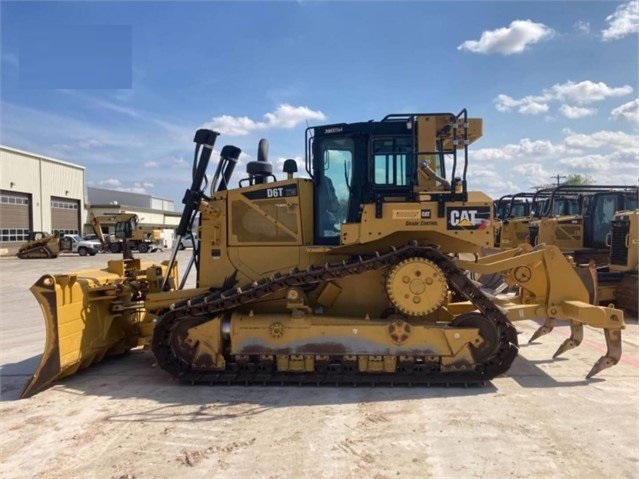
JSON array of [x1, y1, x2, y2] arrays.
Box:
[[451, 313, 499, 363]]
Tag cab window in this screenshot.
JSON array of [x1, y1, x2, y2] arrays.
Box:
[[372, 137, 412, 186]]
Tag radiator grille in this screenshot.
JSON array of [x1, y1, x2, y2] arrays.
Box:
[[610, 218, 629, 266]]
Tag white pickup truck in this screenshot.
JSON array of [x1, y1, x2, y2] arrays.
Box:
[[60, 234, 102, 256]]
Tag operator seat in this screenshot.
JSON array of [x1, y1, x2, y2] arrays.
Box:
[[318, 176, 340, 233]]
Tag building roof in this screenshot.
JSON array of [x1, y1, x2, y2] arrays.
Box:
[[0, 145, 85, 171]]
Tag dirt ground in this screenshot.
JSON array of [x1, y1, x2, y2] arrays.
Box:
[[1, 251, 638, 479]]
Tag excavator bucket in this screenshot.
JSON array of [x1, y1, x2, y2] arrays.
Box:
[[20, 259, 176, 399]]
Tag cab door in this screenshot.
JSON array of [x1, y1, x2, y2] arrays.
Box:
[[584, 193, 619, 248], [313, 136, 355, 245]]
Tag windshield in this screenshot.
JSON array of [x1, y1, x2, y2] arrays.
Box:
[[316, 137, 353, 241]]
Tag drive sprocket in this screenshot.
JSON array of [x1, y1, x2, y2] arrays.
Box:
[[385, 257, 447, 316]]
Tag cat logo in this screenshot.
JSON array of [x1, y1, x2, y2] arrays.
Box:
[[447, 207, 491, 230]]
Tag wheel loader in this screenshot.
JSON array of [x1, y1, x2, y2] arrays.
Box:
[[20, 109, 625, 399]]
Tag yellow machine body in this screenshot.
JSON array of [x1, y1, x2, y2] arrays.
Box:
[[21, 110, 627, 397]]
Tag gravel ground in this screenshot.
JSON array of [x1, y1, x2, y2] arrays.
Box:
[[1, 251, 637, 479]]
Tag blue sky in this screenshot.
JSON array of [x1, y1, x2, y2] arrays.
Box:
[[1, 1, 638, 208]]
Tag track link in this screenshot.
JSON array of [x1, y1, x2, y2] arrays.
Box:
[[152, 243, 519, 385]]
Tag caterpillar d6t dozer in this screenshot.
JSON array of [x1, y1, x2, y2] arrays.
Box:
[[21, 109, 626, 398], [528, 185, 638, 264]]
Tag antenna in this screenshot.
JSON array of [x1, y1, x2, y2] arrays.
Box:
[[551, 174, 567, 186]]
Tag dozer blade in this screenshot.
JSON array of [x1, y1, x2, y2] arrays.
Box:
[[20, 273, 140, 399]]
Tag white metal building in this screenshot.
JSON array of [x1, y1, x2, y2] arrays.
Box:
[[1, 146, 183, 255], [1, 145, 86, 255]]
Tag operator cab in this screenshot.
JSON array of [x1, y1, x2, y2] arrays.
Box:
[[306, 111, 482, 245], [583, 190, 638, 248]]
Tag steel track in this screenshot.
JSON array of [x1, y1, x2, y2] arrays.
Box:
[[151, 243, 519, 385]]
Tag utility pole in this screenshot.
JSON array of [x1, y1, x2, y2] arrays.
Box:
[[551, 174, 567, 186]]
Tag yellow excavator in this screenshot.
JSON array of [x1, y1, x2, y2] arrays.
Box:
[[20, 109, 625, 398]]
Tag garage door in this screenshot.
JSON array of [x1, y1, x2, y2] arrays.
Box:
[[51, 197, 80, 235], [0, 190, 31, 243]]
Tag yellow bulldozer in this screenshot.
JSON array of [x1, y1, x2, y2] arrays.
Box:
[[20, 109, 626, 398], [522, 185, 638, 312], [528, 185, 638, 263], [495, 189, 581, 249], [605, 209, 639, 312]]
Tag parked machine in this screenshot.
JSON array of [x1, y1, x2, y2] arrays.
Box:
[[585, 208, 639, 313], [492, 190, 573, 248], [16, 232, 61, 259], [20, 109, 626, 399], [90, 213, 163, 254], [494, 192, 534, 248], [17, 232, 101, 258], [494, 194, 532, 221], [528, 185, 638, 263]]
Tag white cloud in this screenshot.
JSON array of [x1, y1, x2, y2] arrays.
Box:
[[144, 160, 160, 168], [573, 20, 591, 34], [610, 99, 639, 122], [458, 104, 638, 198], [95, 180, 155, 194], [551, 80, 633, 104], [98, 178, 122, 187], [558, 154, 611, 170], [559, 105, 597, 119], [562, 130, 637, 153], [457, 20, 554, 55], [511, 162, 553, 187], [495, 80, 633, 116], [172, 157, 190, 168], [472, 127, 638, 197], [520, 101, 550, 115], [473, 138, 569, 162], [494, 94, 551, 115], [203, 104, 326, 136], [263, 104, 326, 128], [601, 1, 639, 41]]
